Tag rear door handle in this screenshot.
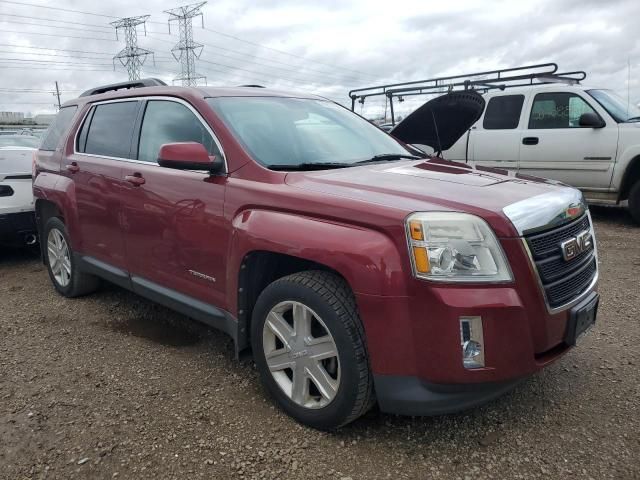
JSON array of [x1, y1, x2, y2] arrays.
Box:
[[124, 173, 146, 186], [66, 162, 79, 173], [522, 137, 539, 145]]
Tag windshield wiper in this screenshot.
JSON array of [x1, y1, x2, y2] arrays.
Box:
[[268, 162, 352, 171], [355, 153, 424, 164], [626, 116, 640, 122]]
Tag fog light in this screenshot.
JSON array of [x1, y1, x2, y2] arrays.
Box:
[[460, 316, 485, 369]]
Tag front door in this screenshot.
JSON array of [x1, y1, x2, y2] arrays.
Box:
[[119, 98, 229, 308], [518, 92, 618, 189]]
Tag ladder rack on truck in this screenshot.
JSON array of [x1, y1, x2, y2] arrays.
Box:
[[349, 63, 586, 125]]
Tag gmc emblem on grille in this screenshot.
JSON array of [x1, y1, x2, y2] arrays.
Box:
[[561, 230, 593, 261]]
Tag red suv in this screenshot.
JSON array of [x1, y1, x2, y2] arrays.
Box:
[[33, 79, 599, 429]]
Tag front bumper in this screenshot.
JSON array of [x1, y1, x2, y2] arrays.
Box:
[[356, 237, 597, 415], [374, 374, 524, 416], [0, 211, 37, 247]]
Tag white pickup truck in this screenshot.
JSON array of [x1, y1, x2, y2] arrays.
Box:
[[439, 84, 640, 223]]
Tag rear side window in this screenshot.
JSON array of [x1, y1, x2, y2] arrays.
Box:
[[483, 95, 524, 129], [83, 101, 139, 158], [40, 106, 78, 151], [137, 100, 221, 163]]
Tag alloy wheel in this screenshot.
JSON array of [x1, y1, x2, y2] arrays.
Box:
[[262, 301, 341, 409], [47, 228, 71, 287]]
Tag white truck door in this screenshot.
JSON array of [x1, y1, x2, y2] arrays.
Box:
[[518, 91, 618, 189], [467, 94, 526, 172]]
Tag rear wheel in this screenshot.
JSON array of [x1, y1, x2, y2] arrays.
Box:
[[251, 271, 374, 430], [629, 179, 640, 225], [43, 217, 99, 297]]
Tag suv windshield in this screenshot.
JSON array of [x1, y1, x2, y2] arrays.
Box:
[[587, 89, 640, 123], [207, 96, 414, 169]]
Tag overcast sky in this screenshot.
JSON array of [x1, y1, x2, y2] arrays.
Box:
[[1, 0, 639, 119]]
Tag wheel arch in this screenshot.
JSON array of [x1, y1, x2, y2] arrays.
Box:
[[228, 209, 409, 353], [619, 154, 640, 201]]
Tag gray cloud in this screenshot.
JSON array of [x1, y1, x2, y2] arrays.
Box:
[[0, 0, 638, 119]]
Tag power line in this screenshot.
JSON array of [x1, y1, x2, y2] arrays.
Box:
[[0, 0, 118, 18], [1, 19, 117, 35], [1, 29, 118, 42], [0, 0, 375, 81], [0, 50, 124, 61], [146, 34, 365, 84], [0, 12, 113, 30], [0, 44, 115, 56], [202, 27, 377, 80], [0, 88, 80, 92], [0, 57, 113, 66]]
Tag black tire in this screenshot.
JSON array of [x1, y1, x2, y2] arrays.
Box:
[[629, 180, 640, 225], [251, 270, 374, 430], [43, 217, 100, 297]]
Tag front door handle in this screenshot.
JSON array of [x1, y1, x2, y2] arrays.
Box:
[[66, 162, 79, 173], [124, 173, 146, 186], [522, 137, 539, 145]]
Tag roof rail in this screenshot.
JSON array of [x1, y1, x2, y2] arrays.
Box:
[[348, 64, 587, 125], [80, 78, 167, 98]]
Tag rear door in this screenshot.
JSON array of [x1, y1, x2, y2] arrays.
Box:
[[119, 97, 229, 308], [68, 100, 140, 272], [468, 94, 525, 172], [518, 91, 618, 188]]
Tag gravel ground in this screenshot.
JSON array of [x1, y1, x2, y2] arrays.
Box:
[[1, 205, 639, 480]]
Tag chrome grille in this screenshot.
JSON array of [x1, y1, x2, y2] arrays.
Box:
[[527, 215, 590, 258], [525, 214, 597, 309]]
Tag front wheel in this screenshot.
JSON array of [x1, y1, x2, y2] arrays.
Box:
[[251, 271, 374, 430], [628, 179, 640, 225]]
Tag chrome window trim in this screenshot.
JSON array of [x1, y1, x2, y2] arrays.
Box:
[[520, 211, 599, 315], [72, 95, 227, 172]]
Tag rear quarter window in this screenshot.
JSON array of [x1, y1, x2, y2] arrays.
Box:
[[39, 106, 78, 151], [483, 95, 525, 130]]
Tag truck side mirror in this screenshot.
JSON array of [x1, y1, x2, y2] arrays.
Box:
[[579, 113, 605, 129]]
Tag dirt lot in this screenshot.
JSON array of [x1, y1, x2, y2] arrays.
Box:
[[1, 206, 639, 480]]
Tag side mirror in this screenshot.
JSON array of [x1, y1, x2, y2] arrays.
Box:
[[579, 112, 605, 129], [157, 142, 223, 173]]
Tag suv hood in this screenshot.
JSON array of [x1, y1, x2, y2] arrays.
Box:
[[390, 91, 485, 152], [285, 158, 580, 237]]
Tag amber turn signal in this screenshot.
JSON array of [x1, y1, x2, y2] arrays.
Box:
[[409, 220, 424, 241], [412, 246, 430, 273]]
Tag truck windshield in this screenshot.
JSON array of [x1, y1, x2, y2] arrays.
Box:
[[587, 89, 640, 123], [207, 96, 414, 169]]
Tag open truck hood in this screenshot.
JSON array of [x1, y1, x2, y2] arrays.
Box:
[[390, 91, 485, 152]]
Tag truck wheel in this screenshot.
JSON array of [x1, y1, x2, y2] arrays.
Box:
[[629, 180, 640, 225], [43, 217, 100, 297], [251, 271, 374, 430]]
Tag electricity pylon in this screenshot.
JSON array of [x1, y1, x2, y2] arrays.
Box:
[[111, 15, 153, 81], [165, 2, 207, 86]]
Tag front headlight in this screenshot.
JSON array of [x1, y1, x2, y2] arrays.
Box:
[[406, 212, 513, 282]]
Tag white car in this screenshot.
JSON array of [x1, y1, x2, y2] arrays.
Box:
[[0, 135, 39, 247], [427, 84, 640, 223]]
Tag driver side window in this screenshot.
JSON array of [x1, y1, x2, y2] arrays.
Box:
[[528, 93, 599, 129], [137, 100, 221, 163]]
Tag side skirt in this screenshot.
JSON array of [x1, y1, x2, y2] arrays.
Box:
[[75, 255, 242, 353]]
